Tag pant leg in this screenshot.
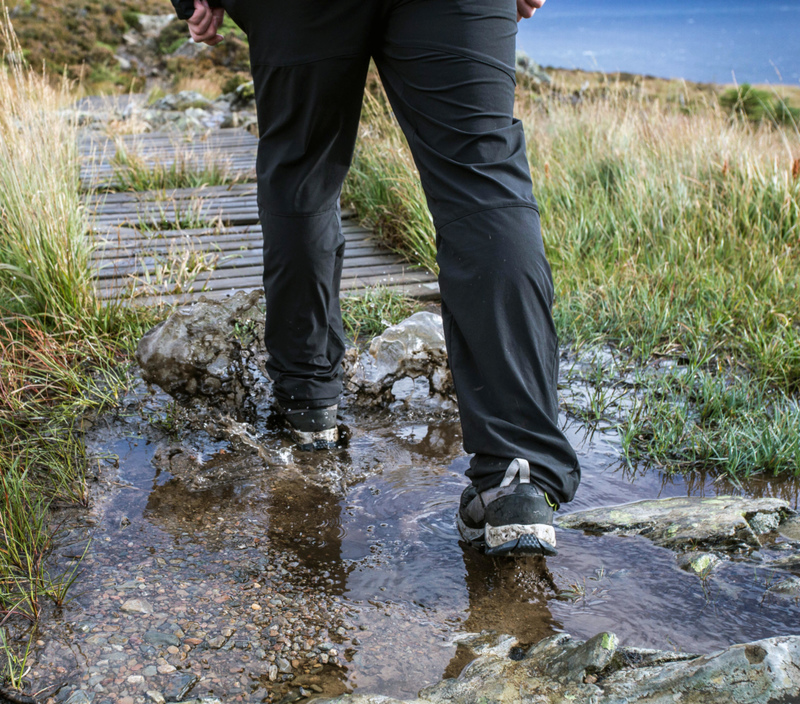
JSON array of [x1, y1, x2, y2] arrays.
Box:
[[375, 0, 580, 503], [220, 0, 374, 410]]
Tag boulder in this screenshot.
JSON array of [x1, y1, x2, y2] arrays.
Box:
[[319, 630, 800, 704], [515, 51, 552, 85], [346, 312, 455, 409], [557, 496, 795, 554], [135, 290, 265, 410], [152, 90, 211, 112], [137, 14, 176, 39]]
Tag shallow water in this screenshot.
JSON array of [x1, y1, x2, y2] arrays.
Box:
[[19, 370, 800, 703]]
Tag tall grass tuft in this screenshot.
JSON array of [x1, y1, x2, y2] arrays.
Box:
[[0, 10, 97, 331], [107, 141, 240, 193], [0, 12, 156, 676]]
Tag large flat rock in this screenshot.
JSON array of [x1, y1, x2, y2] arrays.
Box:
[[319, 630, 800, 704], [556, 496, 795, 553]]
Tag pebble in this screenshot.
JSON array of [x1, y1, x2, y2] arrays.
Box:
[[157, 664, 177, 674], [65, 691, 94, 704], [121, 598, 153, 615], [144, 630, 181, 648]]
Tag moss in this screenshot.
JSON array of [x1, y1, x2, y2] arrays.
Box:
[[600, 633, 618, 651]]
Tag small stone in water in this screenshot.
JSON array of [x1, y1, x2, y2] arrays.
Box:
[[121, 598, 153, 614]]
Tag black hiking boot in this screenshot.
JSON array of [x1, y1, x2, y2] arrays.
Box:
[[457, 458, 558, 557], [280, 405, 339, 451]]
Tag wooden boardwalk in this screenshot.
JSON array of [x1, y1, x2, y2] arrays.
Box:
[[83, 128, 439, 306]]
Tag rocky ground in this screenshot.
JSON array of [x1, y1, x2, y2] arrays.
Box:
[[6, 280, 800, 704]]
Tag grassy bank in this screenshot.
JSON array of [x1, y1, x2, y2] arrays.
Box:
[[0, 15, 157, 682], [344, 76, 800, 477]]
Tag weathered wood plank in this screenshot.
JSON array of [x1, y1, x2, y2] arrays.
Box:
[[97, 269, 437, 300]]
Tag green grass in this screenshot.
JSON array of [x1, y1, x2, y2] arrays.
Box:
[[0, 15, 160, 680], [341, 287, 421, 344], [343, 74, 800, 478], [106, 142, 241, 193], [621, 370, 800, 476]]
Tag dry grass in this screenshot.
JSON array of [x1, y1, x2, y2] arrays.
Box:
[[174, 76, 224, 100], [343, 70, 800, 477]]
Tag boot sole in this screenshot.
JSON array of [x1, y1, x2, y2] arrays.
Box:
[[292, 427, 339, 451], [457, 514, 557, 557]]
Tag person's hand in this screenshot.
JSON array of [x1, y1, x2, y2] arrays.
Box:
[[517, 0, 546, 22], [187, 0, 225, 46]]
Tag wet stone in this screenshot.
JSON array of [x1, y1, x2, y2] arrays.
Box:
[[558, 496, 795, 554], [121, 598, 154, 614], [64, 691, 94, 704], [159, 672, 199, 702], [144, 630, 181, 648], [766, 576, 800, 598], [677, 552, 721, 577]]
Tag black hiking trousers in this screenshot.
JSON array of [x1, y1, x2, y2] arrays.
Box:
[[218, 0, 581, 504]]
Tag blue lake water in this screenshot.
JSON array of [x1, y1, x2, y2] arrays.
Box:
[[516, 0, 800, 85]]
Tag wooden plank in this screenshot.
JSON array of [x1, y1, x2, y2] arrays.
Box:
[[116, 279, 440, 308], [90, 225, 369, 245], [97, 269, 437, 300], [96, 261, 424, 295], [85, 183, 259, 205], [93, 252, 402, 279]]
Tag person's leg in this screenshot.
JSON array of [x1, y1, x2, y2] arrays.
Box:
[[374, 0, 580, 507], [219, 0, 375, 417]]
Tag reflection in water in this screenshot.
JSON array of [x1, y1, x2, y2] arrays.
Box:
[[460, 552, 560, 643], [39, 395, 800, 703], [267, 478, 350, 595]]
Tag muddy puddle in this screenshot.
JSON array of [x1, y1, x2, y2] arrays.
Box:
[[17, 364, 800, 704]]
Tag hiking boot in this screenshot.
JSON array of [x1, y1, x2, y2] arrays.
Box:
[[281, 404, 339, 451], [457, 458, 558, 557]]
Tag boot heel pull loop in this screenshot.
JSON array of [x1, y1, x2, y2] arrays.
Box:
[[499, 458, 530, 488]]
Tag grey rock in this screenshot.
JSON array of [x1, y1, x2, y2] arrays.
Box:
[[120, 597, 153, 614], [231, 81, 255, 109], [346, 312, 454, 408], [153, 91, 211, 113], [64, 691, 94, 704], [276, 656, 293, 673], [147, 693, 166, 704], [137, 14, 176, 38], [144, 630, 181, 648], [168, 40, 211, 60], [319, 630, 800, 704], [207, 635, 227, 649], [160, 672, 199, 702], [557, 496, 794, 553], [766, 576, 800, 598], [779, 516, 800, 541], [115, 54, 132, 71], [676, 551, 721, 577], [136, 290, 265, 409], [515, 51, 552, 85]]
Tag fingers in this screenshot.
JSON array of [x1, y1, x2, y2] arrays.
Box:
[[187, 0, 225, 45], [516, 0, 545, 20]]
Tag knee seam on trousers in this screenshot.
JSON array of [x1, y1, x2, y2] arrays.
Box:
[[437, 203, 539, 232]]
